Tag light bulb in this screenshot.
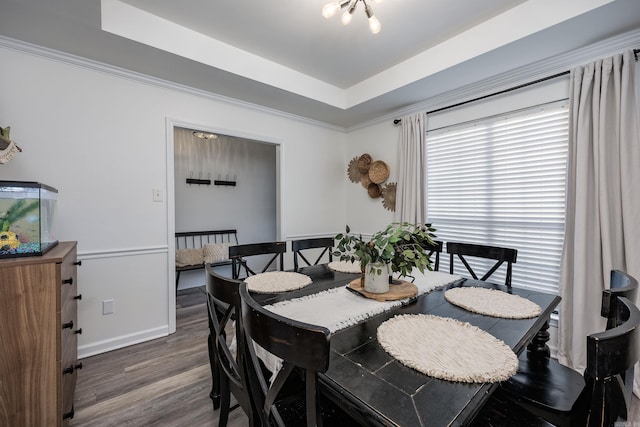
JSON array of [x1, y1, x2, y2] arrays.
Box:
[[341, 1, 357, 25], [368, 15, 381, 33], [322, 2, 340, 19], [341, 10, 353, 25]]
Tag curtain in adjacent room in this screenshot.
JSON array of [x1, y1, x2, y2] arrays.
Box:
[[557, 50, 640, 397], [395, 113, 426, 225]]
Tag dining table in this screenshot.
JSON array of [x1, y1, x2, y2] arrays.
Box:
[[248, 263, 561, 427]]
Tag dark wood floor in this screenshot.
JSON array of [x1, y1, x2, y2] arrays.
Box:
[[70, 287, 249, 427], [70, 287, 639, 426]]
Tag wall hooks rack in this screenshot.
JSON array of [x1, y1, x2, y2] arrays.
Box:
[[186, 172, 211, 185], [214, 174, 237, 186]]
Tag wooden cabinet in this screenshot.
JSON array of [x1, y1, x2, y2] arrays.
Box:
[[0, 241, 80, 426]]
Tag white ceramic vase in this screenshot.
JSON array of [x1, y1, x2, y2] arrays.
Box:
[[364, 262, 390, 294]]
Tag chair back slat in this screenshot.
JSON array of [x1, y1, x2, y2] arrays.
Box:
[[602, 270, 639, 329], [425, 240, 443, 271], [447, 241, 517, 287], [292, 237, 334, 271], [229, 241, 286, 279], [240, 282, 330, 427]]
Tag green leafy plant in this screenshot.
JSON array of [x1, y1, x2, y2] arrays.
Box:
[[1, 199, 38, 232], [333, 222, 437, 277]]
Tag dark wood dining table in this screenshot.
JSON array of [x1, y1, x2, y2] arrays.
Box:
[[249, 264, 561, 427]]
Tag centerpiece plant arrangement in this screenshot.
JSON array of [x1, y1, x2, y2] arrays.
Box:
[[333, 222, 437, 293]]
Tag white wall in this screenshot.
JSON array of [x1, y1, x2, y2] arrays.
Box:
[[343, 122, 397, 236], [0, 42, 348, 357]]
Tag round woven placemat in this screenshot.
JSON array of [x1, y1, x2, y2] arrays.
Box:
[[327, 260, 361, 274], [444, 287, 542, 319], [245, 271, 312, 294], [378, 314, 518, 383]]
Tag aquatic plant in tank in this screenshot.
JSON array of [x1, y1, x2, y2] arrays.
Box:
[[0, 181, 58, 258]]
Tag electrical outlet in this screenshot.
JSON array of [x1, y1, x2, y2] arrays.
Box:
[[153, 188, 163, 202], [103, 299, 115, 315]]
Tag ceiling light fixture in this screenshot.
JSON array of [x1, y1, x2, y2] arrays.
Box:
[[322, 0, 382, 34], [192, 131, 219, 140]]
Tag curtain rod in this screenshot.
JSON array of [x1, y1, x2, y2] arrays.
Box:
[[393, 48, 640, 125]]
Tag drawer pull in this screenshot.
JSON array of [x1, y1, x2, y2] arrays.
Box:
[[62, 363, 83, 375], [63, 278, 73, 285], [74, 294, 82, 300], [74, 260, 82, 266], [63, 407, 75, 420], [62, 321, 73, 330], [75, 328, 83, 335]]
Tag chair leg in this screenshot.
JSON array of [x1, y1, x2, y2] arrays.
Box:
[[207, 332, 221, 409], [218, 375, 231, 427]]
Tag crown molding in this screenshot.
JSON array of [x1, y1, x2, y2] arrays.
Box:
[[0, 35, 346, 133], [349, 28, 640, 132]]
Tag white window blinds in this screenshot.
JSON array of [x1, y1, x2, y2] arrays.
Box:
[[425, 101, 568, 294]]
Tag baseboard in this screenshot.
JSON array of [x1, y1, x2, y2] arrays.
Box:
[[78, 325, 169, 359]]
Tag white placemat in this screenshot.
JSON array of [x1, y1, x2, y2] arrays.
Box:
[[377, 314, 518, 383], [444, 287, 542, 319], [245, 271, 312, 294], [327, 260, 361, 274], [257, 270, 461, 377]]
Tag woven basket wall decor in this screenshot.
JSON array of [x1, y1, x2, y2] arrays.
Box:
[[347, 156, 362, 183], [368, 183, 382, 198], [360, 174, 372, 189], [347, 153, 393, 209], [382, 182, 397, 211], [368, 160, 390, 184], [357, 153, 372, 174]]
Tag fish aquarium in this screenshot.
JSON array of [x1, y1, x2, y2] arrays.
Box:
[[0, 181, 58, 258]]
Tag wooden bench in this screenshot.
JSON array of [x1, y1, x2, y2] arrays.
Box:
[[175, 229, 238, 289]]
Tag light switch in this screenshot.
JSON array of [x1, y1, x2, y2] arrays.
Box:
[[153, 188, 163, 202]]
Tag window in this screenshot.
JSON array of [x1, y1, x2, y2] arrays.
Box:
[[425, 101, 568, 294]]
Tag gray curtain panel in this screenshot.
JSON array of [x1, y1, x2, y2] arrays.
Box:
[[557, 50, 640, 397], [395, 112, 426, 225]]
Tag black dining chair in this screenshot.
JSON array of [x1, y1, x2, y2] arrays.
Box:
[[229, 241, 287, 279], [446, 241, 518, 288], [603, 270, 638, 330], [239, 282, 358, 427], [205, 266, 259, 427], [291, 237, 334, 272], [478, 272, 640, 427], [424, 240, 443, 271]]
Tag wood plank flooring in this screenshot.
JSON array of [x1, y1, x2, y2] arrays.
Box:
[[70, 287, 249, 427], [70, 287, 639, 426]]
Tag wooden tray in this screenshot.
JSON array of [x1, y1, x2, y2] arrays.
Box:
[[348, 278, 418, 302]]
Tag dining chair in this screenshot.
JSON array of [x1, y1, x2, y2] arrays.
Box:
[[205, 266, 259, 427], [239, 282, 358, 427], [488, 272, 640, 427], [603, 269, 638, 329], [446, 241, 517, 288], [424, 240, 443, 271], [229, 241, 286, 279], [291, 237, 333, 272]]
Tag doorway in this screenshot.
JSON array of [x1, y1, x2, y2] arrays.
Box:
[[166, 119, 282, 333]]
